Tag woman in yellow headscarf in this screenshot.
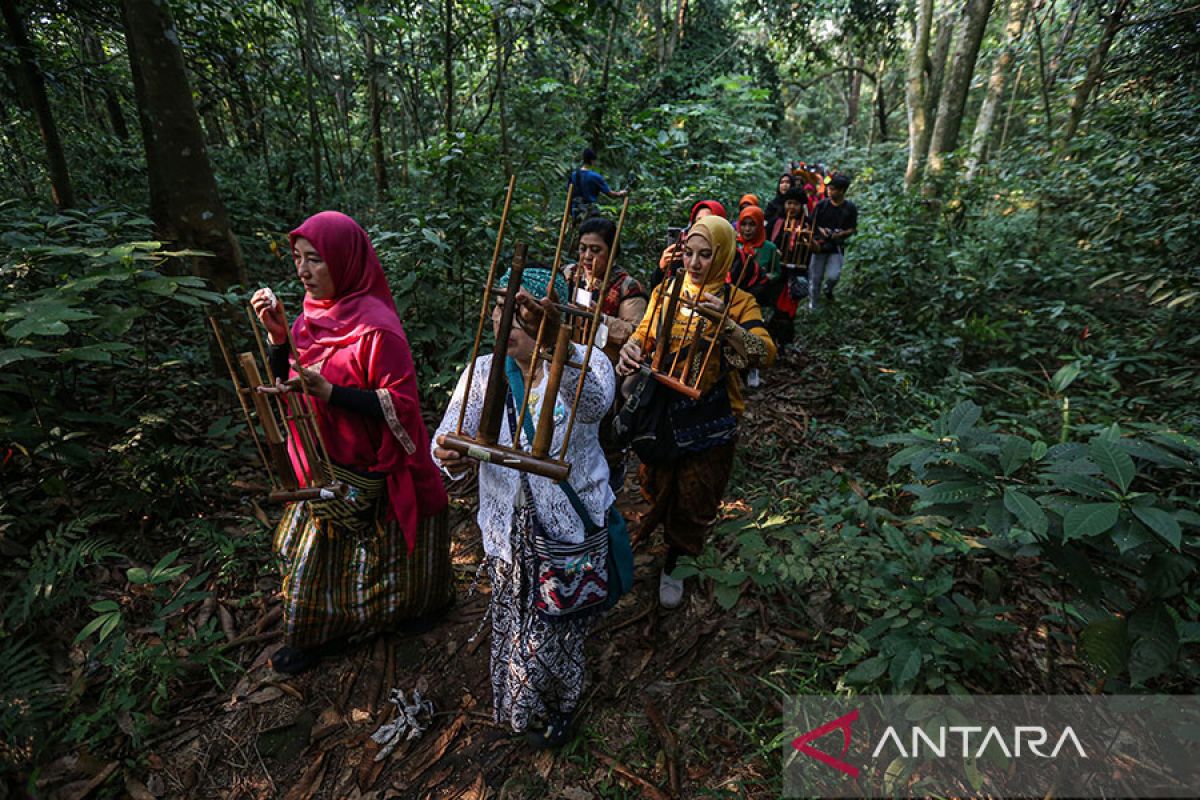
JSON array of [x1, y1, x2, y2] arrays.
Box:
[[616, 215, 776, 608]]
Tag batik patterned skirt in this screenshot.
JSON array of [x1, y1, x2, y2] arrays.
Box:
[[273, 475, 453, 650], [487, 501, 592, 733]]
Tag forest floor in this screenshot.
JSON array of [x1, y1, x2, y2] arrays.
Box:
[[98, 335, 1073, 800]]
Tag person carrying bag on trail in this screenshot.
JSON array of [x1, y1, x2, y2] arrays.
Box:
[[616, 216, 776, 609], [807, 173, 858, 310]]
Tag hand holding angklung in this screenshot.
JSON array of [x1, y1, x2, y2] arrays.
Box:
[[515, 290, 561, 344], [433, 435, 470, 474], [256, 362, 332, 402], [250, 287, 288, 344], [617, 341, 642, 376], [697, 291, 725, 317]]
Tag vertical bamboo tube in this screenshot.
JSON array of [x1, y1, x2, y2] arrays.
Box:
[[457, 174, 517, 434], [478, 244, 527, 446], [209, 318, 278, 489]]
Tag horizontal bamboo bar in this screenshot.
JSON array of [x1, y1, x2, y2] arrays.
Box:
[[438, 432, 571, 482]]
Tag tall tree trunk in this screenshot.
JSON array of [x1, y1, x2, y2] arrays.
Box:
[[1, 0, 74, 208], [1047, 0, 1085, 84], [966, 0, 1030, 179], [292, 3, 324, 205], [846, 57, 864, 141], [364, 28, 388, 200], [492, 9, 510, 175], [121, 0, 246, 291], [924, 9, 956, 128], [905, 0, 934, 188], [1060, 0, 1132, 147], [665, 0, 687, 64], [588, 0, 623, 150], [871, 57, 888, 144], [926, 0, 996, 179], [443, 0, 454, 138], [651, 0, 665, 71], [81, 29, 129, 141]]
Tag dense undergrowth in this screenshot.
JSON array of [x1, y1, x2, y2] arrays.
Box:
[[3, 52, 1200, 800]]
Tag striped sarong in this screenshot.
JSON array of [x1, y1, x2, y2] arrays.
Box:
[[273, 482, 453, 649]]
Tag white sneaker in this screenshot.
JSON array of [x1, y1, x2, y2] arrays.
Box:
[[659, 570, 684, 609], [747, 368, 761, 388]]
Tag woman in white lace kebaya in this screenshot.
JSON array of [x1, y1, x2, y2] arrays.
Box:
[[432, 266, 615, 749]]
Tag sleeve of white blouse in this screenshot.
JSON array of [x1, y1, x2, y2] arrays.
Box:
[[556, 342, 615, 425], [431, 356, 490, 478]]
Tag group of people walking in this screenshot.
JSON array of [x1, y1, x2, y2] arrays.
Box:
[[245, 151, 858, 750]]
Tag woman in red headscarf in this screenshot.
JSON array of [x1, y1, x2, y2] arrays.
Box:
[[250, 211, 450, 674], [730, 205, 779, 302]]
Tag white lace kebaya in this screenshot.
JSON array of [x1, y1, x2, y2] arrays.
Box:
[[432, 343, 616, 564]]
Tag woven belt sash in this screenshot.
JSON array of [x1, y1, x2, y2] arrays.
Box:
[[305, 464, 386, 538]]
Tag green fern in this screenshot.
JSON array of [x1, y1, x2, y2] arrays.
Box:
[[0, 635, 62, 769], [1, 514, 120, 630]]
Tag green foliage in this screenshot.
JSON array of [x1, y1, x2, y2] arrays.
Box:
[[876, 400, 1200, 689]]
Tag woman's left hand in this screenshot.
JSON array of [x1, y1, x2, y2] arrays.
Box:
[[697, 291, 726, 318], [257, 362, 333, 402]]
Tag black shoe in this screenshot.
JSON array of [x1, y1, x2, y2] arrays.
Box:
[[824, 285, 836, 303], [269, 645, 315, 675], [527, 712, 573, 749]]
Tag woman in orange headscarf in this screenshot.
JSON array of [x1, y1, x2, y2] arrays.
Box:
[[617, 216, 776, 609]]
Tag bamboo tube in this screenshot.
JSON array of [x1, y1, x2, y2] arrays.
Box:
[[478, 244, 527, 446], [516, 182, 573, 437], [531, 324, 572, 457], [209, 317, 278, 490], [245, 305, 294, 445], [282, 325, 336, 486], [237, 352, 301, 490], [457, 174, 517, 435]]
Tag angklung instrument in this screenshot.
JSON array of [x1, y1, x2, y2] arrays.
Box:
[[436, 178, 628, 481], [210, 304, 347, 504], [630, 236, 735, 401]]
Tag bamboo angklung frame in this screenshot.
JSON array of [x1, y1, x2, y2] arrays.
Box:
[[437, 182, 611, 481], [210, 313, 347, 504], [631, 224, 734, 401]]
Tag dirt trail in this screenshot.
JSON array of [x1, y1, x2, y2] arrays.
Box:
[[150, 350, 838, 799]]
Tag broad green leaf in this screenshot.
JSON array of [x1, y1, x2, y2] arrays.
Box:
[[1079, 616, 1127, 677], [914, 481, 989, 505], [126, 567, 149, 584], [844, 654, 888, 684], [999, 436, 1032, 476], [945, 401, 981, 437], [1062, 503, 1120, 541], [1090, 438, 1135, 493], [1003, 489, 1048, 535], [1050, 362, 1082, 392], [1133, 507, 1182, 550], [0, 347, 54, 369], [1031, 440, 1048, 461], [713, 582, 741, 610], [889, 645, 922, 688], [1128, 605, 1179, 686]]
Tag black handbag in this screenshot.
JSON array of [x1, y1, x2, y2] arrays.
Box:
[[612, 364, 736, 465]]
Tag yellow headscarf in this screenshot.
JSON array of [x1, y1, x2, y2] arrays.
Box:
[[686, 215, 736, 293]]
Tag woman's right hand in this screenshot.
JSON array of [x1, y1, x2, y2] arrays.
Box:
[[617, 341, 643, 376], [251, 288, 288, 345], [433, 435, 471, 476]]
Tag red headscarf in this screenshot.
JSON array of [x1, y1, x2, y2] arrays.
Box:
[[689, 199, 727, 222], [288, 211, 406, 364], [734, 206, 763, 266]]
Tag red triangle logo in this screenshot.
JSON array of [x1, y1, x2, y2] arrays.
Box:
[[791, 709, 860, 778]]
